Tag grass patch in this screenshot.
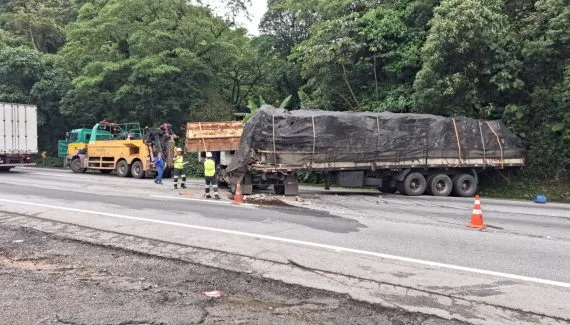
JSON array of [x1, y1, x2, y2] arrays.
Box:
[[480, 181, 570, 203]]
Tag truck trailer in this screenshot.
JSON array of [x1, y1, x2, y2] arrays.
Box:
[[224, 106, 526, 197], [0, 102, 38, 171]]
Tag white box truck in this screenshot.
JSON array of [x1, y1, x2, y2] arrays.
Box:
[[0, 102, 38, 171]]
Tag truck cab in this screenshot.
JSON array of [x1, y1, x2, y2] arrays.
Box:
[[58, 128, 93, 158]]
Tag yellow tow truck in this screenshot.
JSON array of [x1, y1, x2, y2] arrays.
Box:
[[66, 121, 176, 178]]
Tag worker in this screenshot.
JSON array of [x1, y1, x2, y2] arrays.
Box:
[[204, 152, 219, 199], [173, 147, 186, 189], [153, 152, 165, 185]]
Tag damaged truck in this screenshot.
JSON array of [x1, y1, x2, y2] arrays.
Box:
[[224, 106, 525, 197]]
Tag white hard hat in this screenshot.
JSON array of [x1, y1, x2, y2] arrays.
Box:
[[176, 147, 182, 152], [206, 152, 213, 158]]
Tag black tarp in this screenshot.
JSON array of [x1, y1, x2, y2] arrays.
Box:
[[225, 105, 525, 181]]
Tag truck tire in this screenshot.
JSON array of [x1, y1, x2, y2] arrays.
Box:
[[70, 158, 86, 173], [116, 160, 131, 177], [428, 174, 453, 197], [131, 160, 145, 179], [400, 172, 427, 196], [452, 173, 477, 197], [379, 184, 397, 194], [274, 184, 285, 195], [163, 167, 172, 179]]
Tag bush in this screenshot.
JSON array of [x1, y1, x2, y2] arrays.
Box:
[[35, 157, 65, 168], [183, 152, 203, 178]]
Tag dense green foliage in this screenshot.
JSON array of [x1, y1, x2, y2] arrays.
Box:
[[1, 0, 568, 180]]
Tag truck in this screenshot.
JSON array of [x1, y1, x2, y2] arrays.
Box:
[[58, 128, 93, 159], [0, 102, 38, 171], [223, 106, 526, 197], [64, 121, 176, 178], [184, 121, 243, 184]]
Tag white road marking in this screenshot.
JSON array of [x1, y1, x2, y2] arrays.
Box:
[[150, 195, 256, 208], [1, 197, 569, 289]]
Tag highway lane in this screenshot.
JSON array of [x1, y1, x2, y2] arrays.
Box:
[[1, 167, 569, 324]]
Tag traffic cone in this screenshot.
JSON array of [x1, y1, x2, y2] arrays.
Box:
[[233, 182, 243, 205], [468, 195, 486, 229]]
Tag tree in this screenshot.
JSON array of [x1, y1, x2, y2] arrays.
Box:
[[413, 0, 523, 118], [59, 0, 256, 131], [0, 0, 77, 52]]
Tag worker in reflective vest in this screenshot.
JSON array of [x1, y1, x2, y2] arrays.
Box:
[[173, 148, 186, 189], [204, 152, 219, 199]]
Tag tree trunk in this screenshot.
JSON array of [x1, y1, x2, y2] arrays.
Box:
[[373, 55, 379, 100], [341, 63, 359, 108]]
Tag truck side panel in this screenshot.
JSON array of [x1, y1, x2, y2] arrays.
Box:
[[0, 102, 38, 168]]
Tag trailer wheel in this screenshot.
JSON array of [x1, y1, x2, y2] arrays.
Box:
[[116, 160, 131, 177], [70, 158, 86, 173], [400, 172, 427, 196], [452, 174, 477, 197], [131, 160, 145, 179], [428, 174, 453, 197]]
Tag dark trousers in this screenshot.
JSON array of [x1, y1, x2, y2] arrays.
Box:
[[173, 168, 186, 189], [205, 176, 219, 198]]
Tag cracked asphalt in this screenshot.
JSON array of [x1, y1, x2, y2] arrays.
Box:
[[0, 225, 462, 325]]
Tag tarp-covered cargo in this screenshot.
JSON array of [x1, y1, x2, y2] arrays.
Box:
[[225, 105, 525, 181]]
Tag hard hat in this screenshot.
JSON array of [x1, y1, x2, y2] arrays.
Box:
[[176, 147, 182, 152], [206, 152, 213, 158]]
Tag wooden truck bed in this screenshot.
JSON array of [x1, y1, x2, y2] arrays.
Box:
[[185, 121, 243, 152]]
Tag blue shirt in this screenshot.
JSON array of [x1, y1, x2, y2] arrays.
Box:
[[153, 156, 165, 169]]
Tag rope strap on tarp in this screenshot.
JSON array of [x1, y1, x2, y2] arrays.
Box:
[[478, 121, 486, 167], [311, 115, 316, 166], [451, 117, 463, 166], [485, 121, 504, 168], [272, 115, 277, 167]]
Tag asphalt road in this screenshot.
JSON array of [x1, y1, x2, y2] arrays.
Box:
[[0, 167, 569, 324]]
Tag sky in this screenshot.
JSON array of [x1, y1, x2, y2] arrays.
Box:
[[241, 0, 269, 36], [199, 0, 269, 36]]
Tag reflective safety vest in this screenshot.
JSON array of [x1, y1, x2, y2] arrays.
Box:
[[174, 155, 184, 169], [204, 159, 216, 177]]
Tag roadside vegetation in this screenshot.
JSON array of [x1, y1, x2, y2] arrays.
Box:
[[3, 0, 568, 198]]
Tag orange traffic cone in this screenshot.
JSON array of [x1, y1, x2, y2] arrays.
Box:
[[468, 195, 486, 229], [233, 182, 243, 205]]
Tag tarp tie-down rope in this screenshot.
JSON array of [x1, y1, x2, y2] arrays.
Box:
[[478, 121, 486, 167], [451, 118, 463, 166], [375, 116, 380, 171], [311, 115, 316, 167], [486, 121, 504, 168], [272, 114, 277, 167]]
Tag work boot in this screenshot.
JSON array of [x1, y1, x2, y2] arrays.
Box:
[[205, 195, 212, 199], [214, 194, 220, 200], [181, 184, 187, 189]]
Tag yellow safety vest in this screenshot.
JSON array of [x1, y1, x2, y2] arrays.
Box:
[[204, 159, 216, 177], [174, 155, 184, 169]]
